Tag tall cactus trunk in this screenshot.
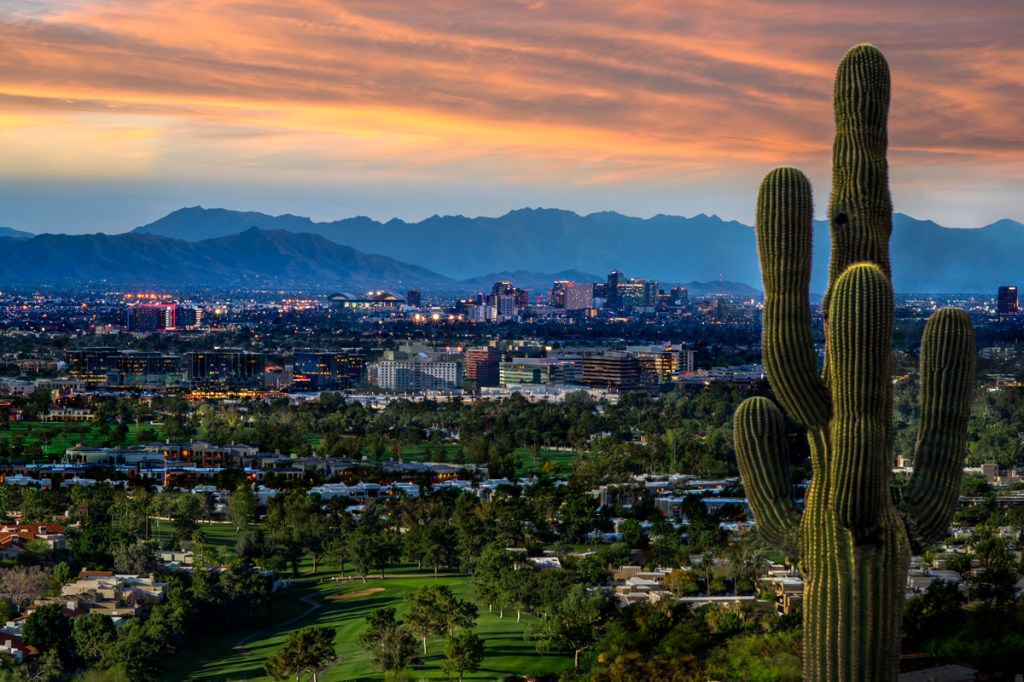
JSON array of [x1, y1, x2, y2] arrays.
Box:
[[733, 44, 975, 682], [801, 485, 910, 681]]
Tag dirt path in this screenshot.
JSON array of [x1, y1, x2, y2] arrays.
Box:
[[233, 593, 322, 657]]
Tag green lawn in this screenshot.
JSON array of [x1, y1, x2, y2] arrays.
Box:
[[0, 420, 155, 458], [161, 575, 571, 681]]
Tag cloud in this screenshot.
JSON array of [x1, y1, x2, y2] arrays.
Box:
[[0, 0, 1021, 227]]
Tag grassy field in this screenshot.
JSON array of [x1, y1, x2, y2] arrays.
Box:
[[151, 520, 570, 680], [0, 420, 154, 457], [161, 574, 570, 681]]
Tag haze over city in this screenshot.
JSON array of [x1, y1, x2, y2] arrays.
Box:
[[1, 1, 1022, 233]]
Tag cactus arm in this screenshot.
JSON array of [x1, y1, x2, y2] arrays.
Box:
[[734, 396, 801, 556], [899, 307, 975, 551], [756, 167, 832, 431], [827, 263, 893, 536]]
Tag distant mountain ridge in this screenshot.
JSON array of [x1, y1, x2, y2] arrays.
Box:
[[131, 206, 1024, 293], [0, 229, 459, 290], [0, 226, 32, 239]]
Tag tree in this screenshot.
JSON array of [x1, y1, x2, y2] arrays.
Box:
[[405, 586, 447, 655], [73, 613, 117, 664], [264, 626, 337, 682], [357, 607, 416, 673], [0, 566, 52, 610], [227, 484, 259, 533], [442, 630, 485, 682], [526, 583, 610, 668], [170, 493, 205, 547], [22, 603, 73, 661], [113, 541, 158, 575], [266, 491, 330, 574]]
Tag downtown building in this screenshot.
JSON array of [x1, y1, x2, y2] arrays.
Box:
[[465, 344, 501, 388], [998, 285, 1018, 322], [292, 349, 365, 390], [67, 348, 181, 386], [185, 350, 265, 387], [367, 353, 463, 392]]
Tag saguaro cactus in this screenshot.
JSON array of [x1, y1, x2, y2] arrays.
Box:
[[735, 45, 975, 681]]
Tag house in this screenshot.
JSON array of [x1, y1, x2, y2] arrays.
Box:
[[0, 523, 67, 551], [58, 571, 170, 619]]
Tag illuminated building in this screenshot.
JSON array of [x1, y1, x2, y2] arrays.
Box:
[[67, 348, 179, 385], [563, 282, 594, 310], [129, 303, 176, 332], [550, 281, 568, 308], [998, 286, 1018, 321], [293, 349, 365, 390], [185, 350, 265, 387], [499, 356, 583, 386], [582, 352, 641, 392], [368, 354, 463, 392], [465, 345, 501, 388], [670, 286, 689, 307]]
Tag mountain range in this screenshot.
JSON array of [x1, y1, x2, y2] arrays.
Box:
[[0, 206, 1021, 293]]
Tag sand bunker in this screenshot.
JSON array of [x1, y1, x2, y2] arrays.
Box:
[[328, 587, 384, 600]]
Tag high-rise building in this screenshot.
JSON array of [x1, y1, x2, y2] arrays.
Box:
[[670, 286, 689, 307], [492, 281, 515, 297], [617, 281, 645, 310], [368, 355, 463, 392], [998, 286, 1018, 321], [493, 295, 518, 320], [129, 303, 176, 332], [176, 307, 203, 329], [67, 348, 180, 385], [550, 281, 569, 308], [563, 282, 594, 310], [642, 280, 660, 308], [66, 347, 119, 383], [293, 350, 365, 390], [465, 345, 501, 387], [406, 290, 422, 307], [606, 270, 623, 309], [185, 350, 265, 387], [583, 352, 641, 392]]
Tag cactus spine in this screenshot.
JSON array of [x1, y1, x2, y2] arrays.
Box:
[[735, 45, 975, 681]]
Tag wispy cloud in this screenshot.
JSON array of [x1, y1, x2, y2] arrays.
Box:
[[0, 0, 1021, 228]]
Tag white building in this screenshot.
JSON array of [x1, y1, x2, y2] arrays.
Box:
[[369, 353, 463, 392]]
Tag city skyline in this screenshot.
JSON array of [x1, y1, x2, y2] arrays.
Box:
[[1, 1, 1022, 234]]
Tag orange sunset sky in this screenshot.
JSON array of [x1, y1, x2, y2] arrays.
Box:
[[1, 0, 1022, 233]]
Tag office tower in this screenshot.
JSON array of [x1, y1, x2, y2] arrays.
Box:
[[550, 281, 568, 308], [493, 295, 518, 320], [616, 280, 645, 310], [492, 281, 515, 297], [563, 282, 594, 310], [129, 303, 176, 332], [670, 286, 689, 307], [177, 307, 202, 329], [293, 350, 365, 390], [406, 290, 422, 307], [998, 286, 1018, 321], [606, 270, 623, 309], [465, 345, 501, 387], [185, 350, 265, 387], [66, 347, 119, 383], [582, 352, 641, 392], [368, 355, 463, 392]]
